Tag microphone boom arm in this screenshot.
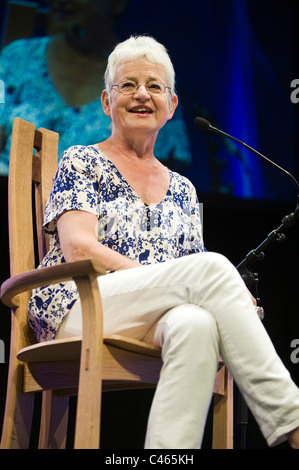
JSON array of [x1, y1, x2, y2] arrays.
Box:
[[194, 116, 299, 285], [199, 119, 299, 195]]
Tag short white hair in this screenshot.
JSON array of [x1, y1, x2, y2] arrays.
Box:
[[104, 35, 175, 96]]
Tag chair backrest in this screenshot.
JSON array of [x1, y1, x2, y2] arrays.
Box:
[[7, 117, 59, 350]]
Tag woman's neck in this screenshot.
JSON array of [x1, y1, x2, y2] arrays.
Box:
[[104, 134, 157, 162]]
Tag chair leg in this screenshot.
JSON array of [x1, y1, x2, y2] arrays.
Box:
[[1, 354, 35, 449], [38, 391, 69, 449], [73, 274, 104, 449], [1, 391, 35, 449], [212, 369, 234, 449]]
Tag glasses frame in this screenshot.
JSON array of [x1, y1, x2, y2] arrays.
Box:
[[111, 80, 172, 96]]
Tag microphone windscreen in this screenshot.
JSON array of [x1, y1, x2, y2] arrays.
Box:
[[194, 117, 211, 131]]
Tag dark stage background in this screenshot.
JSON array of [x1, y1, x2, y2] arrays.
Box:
[[0, 0, 298, 449]]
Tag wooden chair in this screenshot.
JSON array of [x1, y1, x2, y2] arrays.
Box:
[[0, 117, 233, 449]]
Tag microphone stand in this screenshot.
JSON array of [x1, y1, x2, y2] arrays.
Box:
[[194, 117, 299, 448], [237, 198, 299, 288], [235, 197, 299, 449]]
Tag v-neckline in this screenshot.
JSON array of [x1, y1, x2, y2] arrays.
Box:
[[93, 145, 172, 206]]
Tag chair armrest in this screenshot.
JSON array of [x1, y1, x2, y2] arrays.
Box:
[[1, 259, 106, 307]]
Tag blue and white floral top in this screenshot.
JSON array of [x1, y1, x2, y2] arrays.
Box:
[[0, 37, 191, 175], [28, 145, 204, 341]]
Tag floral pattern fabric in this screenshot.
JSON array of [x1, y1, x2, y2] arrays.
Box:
[[28, 145, 204, 341]]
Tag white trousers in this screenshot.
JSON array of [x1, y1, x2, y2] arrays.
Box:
[[56, 252, 299, 448]]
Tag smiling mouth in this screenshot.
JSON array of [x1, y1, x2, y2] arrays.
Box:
[[129, 107, 153, 114]]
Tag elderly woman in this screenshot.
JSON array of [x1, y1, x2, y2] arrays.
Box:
[[28, 36, 299, 449]]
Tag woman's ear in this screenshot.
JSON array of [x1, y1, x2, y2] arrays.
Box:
[[101, 90, 111, 117], [167, 93, 179, 121]]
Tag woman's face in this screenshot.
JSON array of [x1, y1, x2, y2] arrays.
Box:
[[101, 58, 178, 138]]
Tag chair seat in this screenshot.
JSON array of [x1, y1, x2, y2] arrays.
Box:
[[17, 335, 163, 395], [17, 335, 224, 368], [17, 335, 225, 395], [17, 335, 162, 363]]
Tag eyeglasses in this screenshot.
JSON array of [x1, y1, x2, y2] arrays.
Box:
[[111, 80, 172, 95]]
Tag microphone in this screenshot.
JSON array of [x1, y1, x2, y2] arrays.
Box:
[[194, 116, 299, 196]]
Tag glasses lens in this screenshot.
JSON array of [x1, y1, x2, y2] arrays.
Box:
[[118, 81, 136, 94], [115, 81, 166, 94], [147, 82, 165, 94]]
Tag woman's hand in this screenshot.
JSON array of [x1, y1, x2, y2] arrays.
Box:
[[248, 289, 257, 306]]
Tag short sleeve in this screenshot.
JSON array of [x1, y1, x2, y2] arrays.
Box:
[[44, 145, 100, 233]]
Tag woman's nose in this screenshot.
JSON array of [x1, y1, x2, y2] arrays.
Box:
[[133, 84, 150, 98]]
